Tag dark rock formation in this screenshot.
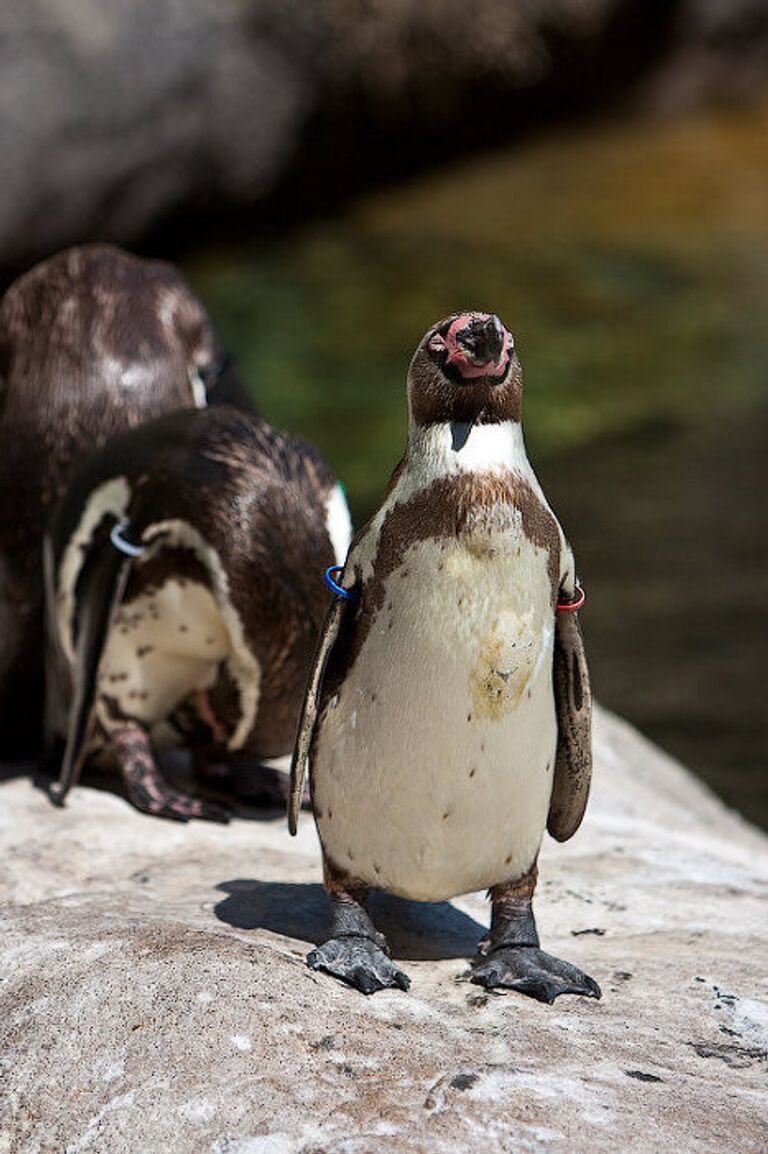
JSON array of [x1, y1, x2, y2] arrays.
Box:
[[1, 0, 767, 272], [0, 0, 319, 270]]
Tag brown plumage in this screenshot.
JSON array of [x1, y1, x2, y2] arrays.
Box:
[[47, 404, 347, 822], [290, 311, 599, 1003], [0, 244, 239, 753]]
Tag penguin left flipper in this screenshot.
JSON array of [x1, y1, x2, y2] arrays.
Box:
[[548, 606, 592, 842], [288, 593, 351, 834]]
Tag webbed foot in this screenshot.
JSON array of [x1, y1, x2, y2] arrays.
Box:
[[196, 757, 299, 812], [307, 934, 411, 995], [113, 720, 230, 823], [125, 769, 231, 823], [471, 945, 601, 1003]]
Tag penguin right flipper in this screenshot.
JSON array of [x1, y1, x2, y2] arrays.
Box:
[[288, 594, 349, 834], [547, 607, 592, 842], [50, 524, 134, 805]]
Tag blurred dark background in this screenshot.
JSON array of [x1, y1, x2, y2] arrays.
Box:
[[1, 1, 767, 826]]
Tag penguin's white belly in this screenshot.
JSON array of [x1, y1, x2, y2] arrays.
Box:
[[96, 579, 230, 728], [314, 531, 557, 901]]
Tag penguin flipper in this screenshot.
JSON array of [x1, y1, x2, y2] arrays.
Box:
[[288, 595, 348, 835], [43, 534, 69, 756], [548, 607, 592, 842], [51, 531, 133, 805]]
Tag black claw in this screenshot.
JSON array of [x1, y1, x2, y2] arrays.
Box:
[[152, 807, 190, 824], [198, 805, 231, 825], [509, 978, 557, 1004], [355, 969, 380, 996], [128, 784, 231, 824], [48, 782, 67, 807]]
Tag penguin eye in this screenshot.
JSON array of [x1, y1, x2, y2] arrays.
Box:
[[428, 333, 446, 353]]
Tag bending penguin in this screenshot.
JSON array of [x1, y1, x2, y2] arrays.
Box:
[[47, 404, 351, 822], [0, 244, 242, 755], [290, 312, 599, 1003]]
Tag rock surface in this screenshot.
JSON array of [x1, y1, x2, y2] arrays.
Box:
[[3, 0, 768, 271], [1, 708, 767, 1153]]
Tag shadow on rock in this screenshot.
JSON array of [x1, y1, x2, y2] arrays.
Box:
[[0, 759, 36, 785], [1, 757, 55, 789], [214, 879, 486, 961], [26, 749, 291, 823]]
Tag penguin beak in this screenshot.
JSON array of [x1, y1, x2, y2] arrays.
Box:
[[455, 316, 505, 369], [440, 313, 512, 384]]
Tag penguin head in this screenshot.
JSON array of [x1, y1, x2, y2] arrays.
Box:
[[407, 312, 522, 429]]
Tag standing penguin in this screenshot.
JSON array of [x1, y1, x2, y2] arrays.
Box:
[[0, 244, 241, 754], [290, 312, 599, 1002], [47, 404, 351, 821]]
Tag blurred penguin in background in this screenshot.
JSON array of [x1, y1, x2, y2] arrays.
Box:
[[0, 244, 247, 755]]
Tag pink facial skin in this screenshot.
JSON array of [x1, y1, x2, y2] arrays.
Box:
[[428, 313, 514, 380]]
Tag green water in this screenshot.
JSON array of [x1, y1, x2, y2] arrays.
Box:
[[185, 102, 768, 828]]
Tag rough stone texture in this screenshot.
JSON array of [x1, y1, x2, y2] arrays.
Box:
[[1, 708, 766, 1152], [649, 0, 768, 112], [2, 0, 768, 271], [0, 0, 319, 269]]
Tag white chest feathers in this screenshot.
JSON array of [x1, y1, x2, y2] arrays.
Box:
[[313, 524, 558, 902], [96, 578, 230, 732], [54, 494, 263, 751]]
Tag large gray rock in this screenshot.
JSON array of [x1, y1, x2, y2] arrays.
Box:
[[3, 0, 768, 271], [1, 708, 766, 1152], [0, 0, 318, 268], [650, 0, 768, 111]]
